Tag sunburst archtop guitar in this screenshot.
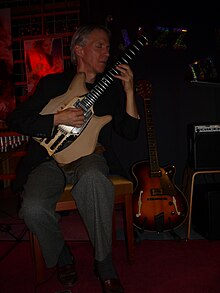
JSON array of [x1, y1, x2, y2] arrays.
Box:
[[34, 34, 148, 165], [132, 79, 189, 233]]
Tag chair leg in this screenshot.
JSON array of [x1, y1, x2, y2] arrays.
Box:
[[124, 192, 135, 264], [112, 209, 117, 243], [30, 232, 46, 284], [29, 231, 34, 261]]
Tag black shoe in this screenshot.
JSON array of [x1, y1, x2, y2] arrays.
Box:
[[99, 278, 124, 293], [57, 263, 78, 287], [94, 261, 124, 292]]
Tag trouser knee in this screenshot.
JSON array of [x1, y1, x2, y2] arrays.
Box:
[[19, 199, 45, 230]]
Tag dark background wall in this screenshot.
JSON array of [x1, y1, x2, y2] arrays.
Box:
[[79, 0, 220, 189]]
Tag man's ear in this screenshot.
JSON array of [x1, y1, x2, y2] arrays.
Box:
[[74, 45, 83, 58]]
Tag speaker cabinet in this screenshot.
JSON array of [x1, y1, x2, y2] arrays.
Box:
[[188, 123, 220, 170], [192, 184, 220, 240]]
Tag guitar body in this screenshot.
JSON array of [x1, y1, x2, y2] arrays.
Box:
[[132, 160, 188, 232], [132, 79, 188, 232], [39, 72, 89, 115], [53, 114, 111, 164], [34, 73, 112, 164]]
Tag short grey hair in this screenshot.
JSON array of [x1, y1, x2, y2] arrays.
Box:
[[70, 24, 111, 64]]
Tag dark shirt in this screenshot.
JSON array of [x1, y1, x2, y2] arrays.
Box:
[[7, 69, 139, 191]]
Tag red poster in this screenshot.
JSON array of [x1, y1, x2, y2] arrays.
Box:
[[24, 38, 64, 95], [0, 8, 15, 128]]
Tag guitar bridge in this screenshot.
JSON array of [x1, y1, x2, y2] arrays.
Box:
[[151, 188, 163, 196]]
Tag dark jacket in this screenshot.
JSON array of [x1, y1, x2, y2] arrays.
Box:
[[7, 69, 139, 191]]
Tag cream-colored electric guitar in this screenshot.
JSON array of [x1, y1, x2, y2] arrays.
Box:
[[34, 34, 148, 165]]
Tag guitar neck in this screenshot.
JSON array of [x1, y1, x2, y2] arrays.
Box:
[[78, 34, 148, 112], [144, 97, 161, 176]]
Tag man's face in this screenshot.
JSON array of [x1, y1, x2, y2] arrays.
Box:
[[78, 29, 110, 74]]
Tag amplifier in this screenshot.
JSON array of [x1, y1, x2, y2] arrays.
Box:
[[188, 123, 220, 170], [192, 184, 220, 240]]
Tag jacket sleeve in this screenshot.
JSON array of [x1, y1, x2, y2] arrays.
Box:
[[111, 82, 140, 141], [7, 75, 55, 137], [114, 112, 140, 140]]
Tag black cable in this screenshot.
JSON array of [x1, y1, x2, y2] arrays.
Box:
[[0, 198, 26, 251], [0, 224, 26, 241], [0, 208, 23, 221], [0, 206, 25, 240], [0, 225, 28, 262]]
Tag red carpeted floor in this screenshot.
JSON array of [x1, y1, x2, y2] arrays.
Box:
[[1, 238, 220, 293], [1, 190, 220, 292]]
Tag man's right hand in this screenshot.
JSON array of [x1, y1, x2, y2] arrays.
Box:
[[54, 107, 84, 127]]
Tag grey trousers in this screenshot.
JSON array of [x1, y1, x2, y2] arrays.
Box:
[[19, 153, 115, 267]]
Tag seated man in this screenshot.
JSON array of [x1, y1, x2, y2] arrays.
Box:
[[7, 24, 140, 292]]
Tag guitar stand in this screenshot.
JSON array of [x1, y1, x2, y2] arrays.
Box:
[[169, 229, 181, 241], [134, 227, 145, 244], [133, 226, 182, 243]]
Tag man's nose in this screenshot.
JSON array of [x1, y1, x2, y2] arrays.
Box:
[[104, 48, 110, 56]]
